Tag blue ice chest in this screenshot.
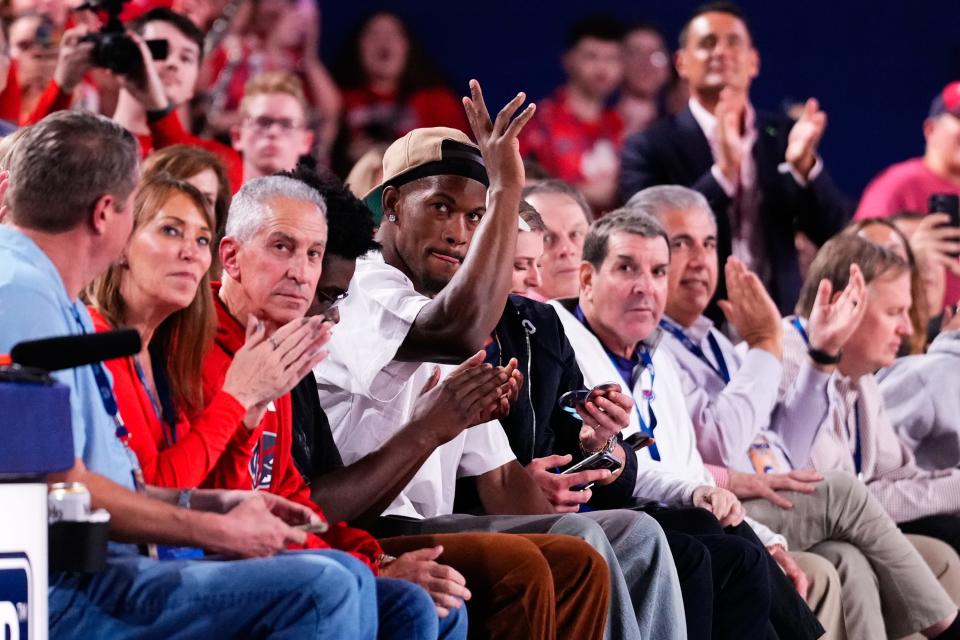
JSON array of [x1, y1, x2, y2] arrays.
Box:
[[0, 379, 73, 477]]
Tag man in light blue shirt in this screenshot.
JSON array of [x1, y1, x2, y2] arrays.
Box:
[[0, 111, 386, 639]]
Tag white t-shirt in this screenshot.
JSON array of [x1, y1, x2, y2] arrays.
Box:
[[314, 252, 516, 519]]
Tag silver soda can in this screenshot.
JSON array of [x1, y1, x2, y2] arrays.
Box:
[[48, 482, 91, 523]]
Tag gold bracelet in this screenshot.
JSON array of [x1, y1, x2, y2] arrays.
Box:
[[579, 436, 617, 456]]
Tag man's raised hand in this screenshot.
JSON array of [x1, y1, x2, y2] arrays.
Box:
[[462, 79, 535, 190], [806, 264, 867, 364], [717, 257, 783, 358]]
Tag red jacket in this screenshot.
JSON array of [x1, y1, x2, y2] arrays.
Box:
[[201, 284, 382, 571], [137, 111, 244, 193], [0, 71, 244, 193], [0, 66, 74, 126], [88, 307, 247, 489]]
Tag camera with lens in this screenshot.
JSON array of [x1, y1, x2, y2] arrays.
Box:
[[76, 0, 168, 79]]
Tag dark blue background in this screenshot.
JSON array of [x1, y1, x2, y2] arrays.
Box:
[[321, 1, 960, 202]]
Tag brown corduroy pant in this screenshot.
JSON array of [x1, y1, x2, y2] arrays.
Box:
[[381, 532, 610, 640]]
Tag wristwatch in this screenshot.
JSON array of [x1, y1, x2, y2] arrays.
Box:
[[807, 346, 842, 365]]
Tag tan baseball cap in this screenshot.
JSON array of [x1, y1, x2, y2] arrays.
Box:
[[362, 127, 488, 223]]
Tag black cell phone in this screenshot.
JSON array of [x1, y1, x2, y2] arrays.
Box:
[[623, 433, 655, 452], [558, 382, 621, 420], [561, 451, 622, 491], [930, 193, 960, 228]]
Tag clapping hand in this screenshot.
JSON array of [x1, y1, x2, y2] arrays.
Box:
[[806, 264, 867, 363], [717, 257, 783, 358], [786, 98, 827, 179]]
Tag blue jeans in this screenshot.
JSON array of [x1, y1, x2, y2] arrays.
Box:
[[376, 577, 467, 640], [49, 550, 377, 639]]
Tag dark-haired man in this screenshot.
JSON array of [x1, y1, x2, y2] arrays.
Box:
[[315, 83, 685, 640], [619, 1, 849, 314], [283, 164, 613, 640], [520, 15, 625, 212], [549, 209, 832, 640]]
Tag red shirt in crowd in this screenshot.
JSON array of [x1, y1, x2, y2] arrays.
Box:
[[0, 68, 243, 192], [854, 157, 960, 307], [518, 87, 624, 187], [137, 110, 244, 193], [341, 85, 470, 144], [88, 306, 247, 489], [0, 65, 74, 126], [201, 284, 383, 571]]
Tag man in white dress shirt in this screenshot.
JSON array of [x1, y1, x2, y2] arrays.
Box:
[[549, 209, 834, 640], [314, 82, 685, 640]]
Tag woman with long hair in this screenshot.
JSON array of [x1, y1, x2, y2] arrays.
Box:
[[143, 144, 231, 275], [87, 173, 331, 487]]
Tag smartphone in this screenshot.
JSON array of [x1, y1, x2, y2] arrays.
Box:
[[562, 450, 622, 491], [623, 433, 655, 452], [930, 193, 960, 228], [294, 521, 329, 534], [558, 382, 621, 420]]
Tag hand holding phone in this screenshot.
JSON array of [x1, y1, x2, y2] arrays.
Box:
[[558, 382, 621, 421], [930, 193, 960, 228], [561, 450, 622, 491]]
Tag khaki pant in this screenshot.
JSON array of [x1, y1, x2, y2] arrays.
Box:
[[894, 534, 960, 640], [791, 550, 847, 640], [744, 470, 955, 639]]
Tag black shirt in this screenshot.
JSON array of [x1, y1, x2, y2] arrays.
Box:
[[290, 370, 343, 482]]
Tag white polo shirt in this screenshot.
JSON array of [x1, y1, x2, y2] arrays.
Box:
[[314, 252, 516, 519]]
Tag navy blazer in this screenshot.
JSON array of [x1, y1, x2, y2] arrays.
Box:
[[618, 106, 851, 314]]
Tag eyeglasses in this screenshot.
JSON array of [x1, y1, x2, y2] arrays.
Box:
[[315, 288, 348, 312], [243, 115, 304, 134]]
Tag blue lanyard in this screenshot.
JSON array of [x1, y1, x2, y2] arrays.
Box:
[[606, 347, 662, 462], [68, 306, 146, 492], [659, 319, 730, 383], [791, 317, 809, 345], [573, 304, 662, 460], [133, 356, 176, 447]]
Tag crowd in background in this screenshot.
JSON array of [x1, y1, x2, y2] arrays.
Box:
[[5, 1, 960, 639]]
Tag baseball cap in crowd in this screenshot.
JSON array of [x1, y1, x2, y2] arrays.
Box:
[[929, 81, 960, 119], [363, 127, 488, 224]]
